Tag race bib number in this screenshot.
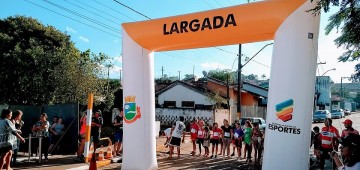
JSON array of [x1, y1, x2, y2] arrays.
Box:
[[213, 132, 219, 137], [257, 137, 262, 143], [198, 131, 203, 135], [234, 133, 239, 138], [191, 128, 196, 133], [224, 132, 230, 137]]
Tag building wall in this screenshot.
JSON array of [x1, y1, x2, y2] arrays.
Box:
[[207, 81, 258, 106], [155, 108, 229, 127], [158, 84, 213, 107]]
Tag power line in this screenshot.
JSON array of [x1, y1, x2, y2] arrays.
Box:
[[91, 0, 137, 21], [43, 0, 121, 34], [214, 47, 238, 56], [73, 0, 126, 23], [64, 0, 120, 25], [226, 0, 234, 5], [23, 0, 120, 38], [112, 0, 151, 20]]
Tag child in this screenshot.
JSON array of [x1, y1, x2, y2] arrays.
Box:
[[210, 122, 222, 158], [252, 123, 261, 163], [312, 126, 321, 162], [233, 122, 244, 160], [163, 125, 175, 148], [190, 118, 199, 156], [203, 126, 210, 157], [197, 120, 205, 156]]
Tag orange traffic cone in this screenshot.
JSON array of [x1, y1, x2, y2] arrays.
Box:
[[97, 146, 105, 161], [105, 145, 113, 159], [88, 143, 94, 162], [89, 151, 97, 170]]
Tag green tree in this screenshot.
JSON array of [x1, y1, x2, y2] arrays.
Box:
[[311, 0, 359, 61], [0, 16, 111, 106]]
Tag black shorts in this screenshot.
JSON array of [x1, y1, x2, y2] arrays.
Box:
[[233, 139, 242, 148], [169, 137, 181, 147], [0, 146, 12, 154], [210, 139, 219, 145], [91, 131, 100, 144], [197, 138, 204, 145], [78, 134, 85, 140]]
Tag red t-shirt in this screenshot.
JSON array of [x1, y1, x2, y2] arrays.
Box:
[[211, 128, 222, 140], [190, 123, 199, 140], [320, 126, 340, 149]]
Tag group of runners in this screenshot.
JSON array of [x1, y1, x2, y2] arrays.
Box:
[[164, 117, 265, 164]]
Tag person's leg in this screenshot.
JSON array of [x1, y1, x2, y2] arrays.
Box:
[[215, 143, 218, 157], [211, 142, 214, 156], [226, 141, 230, 156], [5, 150, 13, 170], [192, 140, 196, 155], [0, 152, 7, 169], [247, 144, 252, 161], [253, 143, 257, 162], [43, 137, 50, 160], [231, 145, 235, 156], [177, 146, 181, 158], [198, 139, 202, 155], [169, 145, 174, 158]]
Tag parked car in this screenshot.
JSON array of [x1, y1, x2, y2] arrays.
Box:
[[331, 109, 345, 119], [313, 110, 331, 123], [240, 117, 266, 130], [344, 109, 351, 115]]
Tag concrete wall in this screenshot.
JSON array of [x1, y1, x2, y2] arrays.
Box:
[[155, 108, 229, 127]]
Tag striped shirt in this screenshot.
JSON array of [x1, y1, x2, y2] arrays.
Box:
[[320, 126, 340, 149]]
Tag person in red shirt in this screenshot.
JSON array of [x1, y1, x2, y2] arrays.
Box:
[[197, 120, 205, 156], [341, 119, 359, 138], [210, 122, 222, 158], [319, 118, 340, 169], [190, 118, 199, 156]]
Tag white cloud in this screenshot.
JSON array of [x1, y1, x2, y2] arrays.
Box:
[[112, 55, 122, 63], [79, 36, 90, 43], [201, 62, 227, 69], [66, 26, 77, 33]]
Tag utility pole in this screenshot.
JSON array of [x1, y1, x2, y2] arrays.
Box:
[[178, 71, 181, 80], [161, 66, 164, 78], [237, 44, 242, 119]]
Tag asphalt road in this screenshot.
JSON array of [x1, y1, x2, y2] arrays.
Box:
[[311, 111, 360, 134]]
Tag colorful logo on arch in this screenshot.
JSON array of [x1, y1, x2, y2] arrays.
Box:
[[124, 96, 141, 124], [275, 99, 294, 122]]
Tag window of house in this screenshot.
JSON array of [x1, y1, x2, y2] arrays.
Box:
[[182, 101, 195, 108], [164, 101, 176, 108]]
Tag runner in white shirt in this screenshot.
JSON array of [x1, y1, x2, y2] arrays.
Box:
[[168, 116, 185, 158]]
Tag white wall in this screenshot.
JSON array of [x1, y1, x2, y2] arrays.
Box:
[[158, 84, 213, 107]]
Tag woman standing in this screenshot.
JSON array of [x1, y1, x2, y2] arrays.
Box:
[[221, 119, 232, 158], [48, 117, 65, 154], [10, 110, 24, 165], [233, 122, 244, 160], [210, 122, 222, 158], [32, 113, 50, 162], [252, 123, 262, 163], [0, 109, 25, 170], [243, 120, 253, 163], [196, 120, 205, 156], [76, 111, 87, 162]]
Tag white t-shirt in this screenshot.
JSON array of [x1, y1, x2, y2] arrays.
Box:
[[164, 128, 172, 138], [338, 162, 360, 170], [172, 121, 185, 138]]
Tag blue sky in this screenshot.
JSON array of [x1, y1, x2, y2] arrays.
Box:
[[0, 0, 356, 83]]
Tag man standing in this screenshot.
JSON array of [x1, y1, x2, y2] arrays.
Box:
[[168, 116, 185, 159], [319, 118, 340, 169], [341, 119, 359, 138], [91, 110, 103, 147], [113, 108, 124, 156]]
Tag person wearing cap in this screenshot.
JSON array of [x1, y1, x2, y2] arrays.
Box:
[[331, 133, 360, 170], [91, 110, 103, 148], [341, 119, 359, 138]]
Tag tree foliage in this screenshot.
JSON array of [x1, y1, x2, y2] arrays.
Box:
[[310, 0, 360, 61], [0, 16, 112, 106]]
